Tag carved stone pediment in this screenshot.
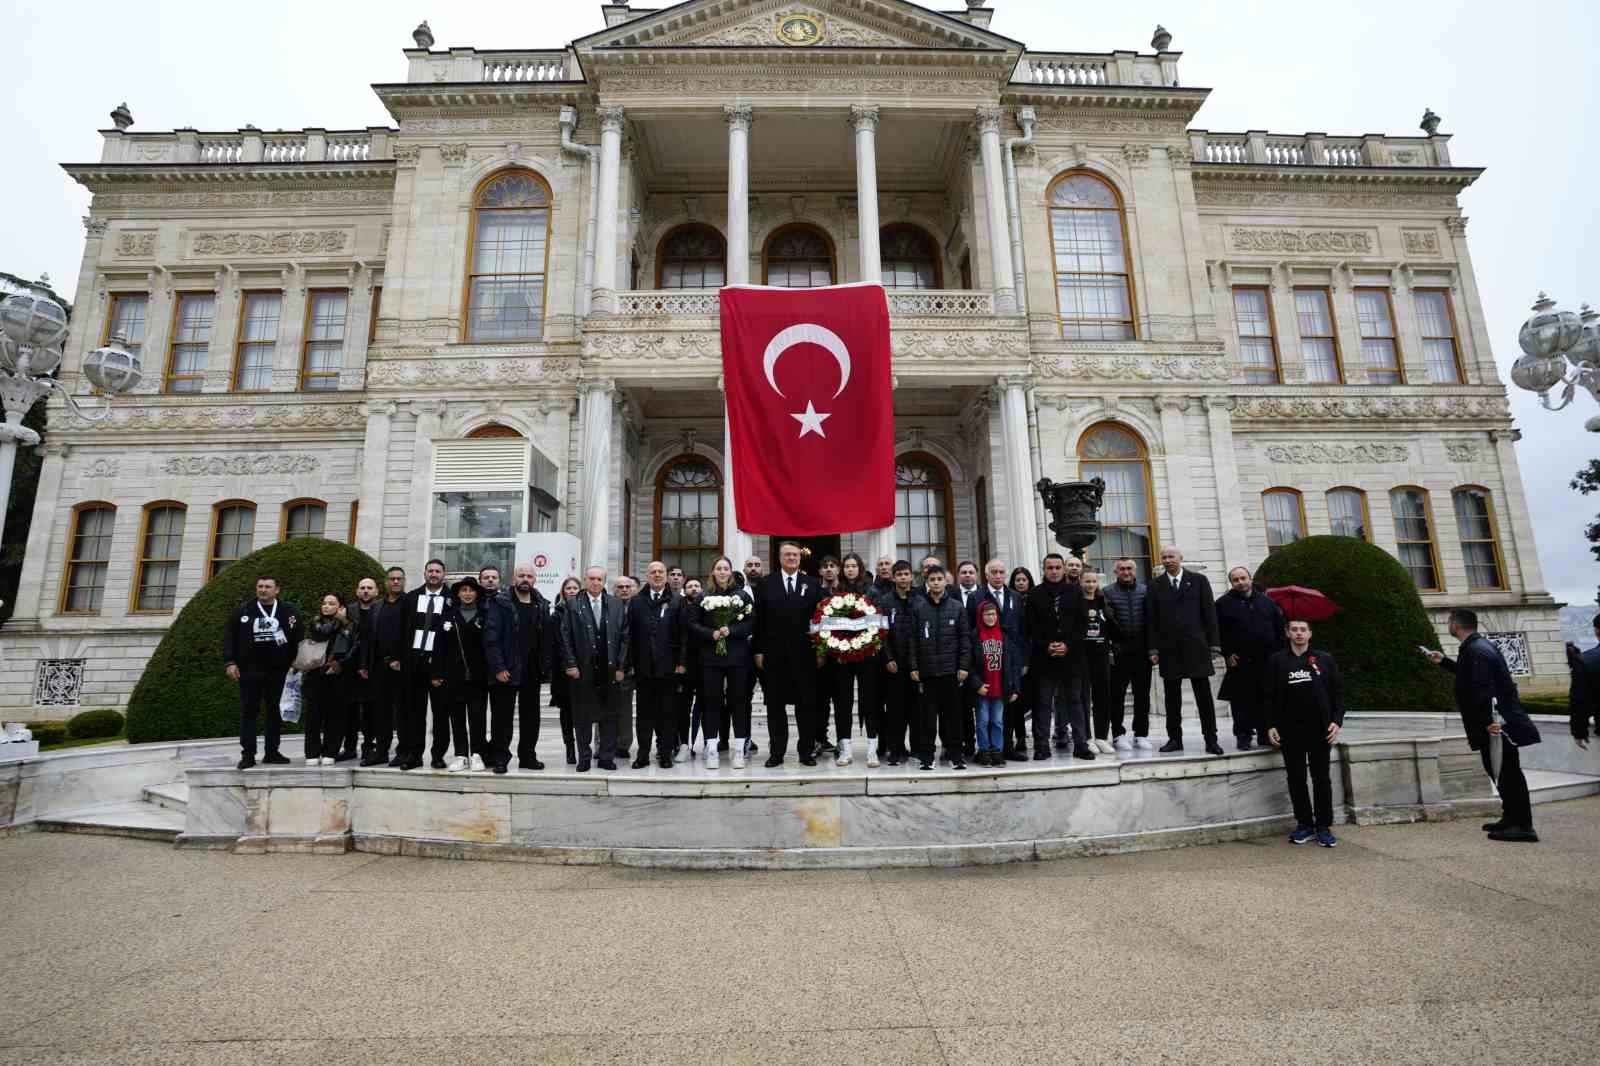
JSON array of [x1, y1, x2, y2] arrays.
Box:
[[576, 0, 1012, 53]]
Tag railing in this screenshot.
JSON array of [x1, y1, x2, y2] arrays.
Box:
[[406, 48, 573, 84], [616, 290, 720, 316], [1016, 51, 1178, 88], [611, 289, 997, 320], [887, 290, 995, 316], [1190, 131, 1453, 167], [101, 128, 392, 164], [261, 135, 307, 164]]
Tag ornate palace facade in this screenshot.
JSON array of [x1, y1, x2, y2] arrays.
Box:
[[0, 0, 1561, 716]]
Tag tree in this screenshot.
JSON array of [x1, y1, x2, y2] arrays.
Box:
[[1571, 459, 1600, 605]]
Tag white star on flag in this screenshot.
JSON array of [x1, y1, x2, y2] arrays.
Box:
[[791, 400, 831, 438]]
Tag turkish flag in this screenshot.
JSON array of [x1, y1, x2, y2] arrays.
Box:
[[721, 283, 894, 535]]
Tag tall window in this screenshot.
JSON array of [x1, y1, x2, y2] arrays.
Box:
[[1327, 488, 1369, 541], [895, 454, 953, 567], [1078, 424, 1156, 580], [133, 503, 185, 611], [656, 224, 726, 289], [654, 456, 722, 580], [1416, 290, 1463, 384], [465, 170, 549, 342], [763, 225, 835, 288], [209, 502, 255, 580], [105, 294, 147, 356], [1294, 288, 1342, 383], [233, 292, 280, 392], [1355, 288, 1402, 384], [1263, 489, 1306, 551], [166, 293, 215, 393], [61, 504, 115, 613], [1232, 287, 1279, 384], [1453, 487, 1505, 590], [368, 285, 382, 344], [880, 224, 941, 289], [1048, 172, 1135, 340], [282, 499, 327, 540], [301, 290, 348, 390], [1390, 487, 1441, 591]]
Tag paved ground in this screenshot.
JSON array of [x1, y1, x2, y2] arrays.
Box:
[[3, 800, 1598, 1065]]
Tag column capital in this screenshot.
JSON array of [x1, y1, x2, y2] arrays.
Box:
[[848, 104, 880, 132], [723, 104, 754, 131], [995, 374, 1031, 391], [1200, 394, 1235, 414], [974, 106, 1004, 135], [579, 378, 617, 398], [597, 105, 627, 132]]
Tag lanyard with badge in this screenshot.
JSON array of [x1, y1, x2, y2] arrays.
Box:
[[251, 600, 286, 645]]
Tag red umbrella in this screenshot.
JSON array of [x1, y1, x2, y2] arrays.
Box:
[[1265, 585, 1341, 622]]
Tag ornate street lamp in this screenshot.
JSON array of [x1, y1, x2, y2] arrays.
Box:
[[0, 284, 142, 528], [1036, 476, 1106, 560], [1510, 292, 1600, 431]]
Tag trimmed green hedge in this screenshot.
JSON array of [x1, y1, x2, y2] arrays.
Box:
[[30, 722, 67, 746], [125, 539, 385, 743], [66, 708, 124, 739], [1253, 535, 1454, 714]]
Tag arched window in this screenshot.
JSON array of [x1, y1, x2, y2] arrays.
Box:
[[1077, 423, 1156, 580], [282, 499, 327, 541], [1326, 488, 1370, 541], [656, 224, 727, 289], [1262, 489, 1306, 551], [880, 224, 941, 289], [763, 224, 835, 288], [61, 503, 116, 613], [895, 453, 954, 568], [133, 502, 186, 612], [1452, 486, 1506, 590], [654, 457, 721, 581], [465, 170, 550, 342], [1390, 487, 1442, 591], [1048, 172, 1135, 340], [209, 501, 255, 580], [466, 423, 522, 439]]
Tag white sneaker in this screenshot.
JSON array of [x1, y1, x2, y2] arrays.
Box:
[[305, 756, 319, 766], [731, 738, 747, 769], [469, 754, 485, 772], [866, 737, 880, 768], [704, 742, 720, 770], [1133, 736, 1153, 750], [1096, 739, 1116, 755], [836, 738, 853, 766], [1112, 735, 1132, 751], [322, 756, 337, 766], [672, 743, 691, 764], [446, 756, 468, 772]]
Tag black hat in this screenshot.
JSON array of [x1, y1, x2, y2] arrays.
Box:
[[450, 577, 483, 599]]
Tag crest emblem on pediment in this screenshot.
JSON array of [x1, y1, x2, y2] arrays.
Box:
[[684, 5, 927, 48], [774, 12, 825, 46]]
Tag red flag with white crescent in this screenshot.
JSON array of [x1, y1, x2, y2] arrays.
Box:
[[720, 283, 894, 535]]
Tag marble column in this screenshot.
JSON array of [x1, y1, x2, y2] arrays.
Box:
[[11, 441, 69, 623], [1156, 395, 1196, 555], [356, 401, 395, 557], [722, 403, 754, 567], [850, 105, 882, 284], [997, 377, 1039, 576], [579, 380, 615, 570], [406, 400, 446, 569], [724, 105, 753, 285], [975, 107, 1017, 312], [1203, 395, 1248, 568], [592, 105, 626, 311]]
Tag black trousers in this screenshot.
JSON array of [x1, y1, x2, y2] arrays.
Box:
[[1084, 649, 1114, 739], [835, 660, 879, 740], [1110, 652, 1151, 738], [238, 670, 287, 758], [636, 676, 678, 760], [919, 675, 962, 765], [301, 669, 345, 760], [488, 674, 541, 767], [364, 667, 403, 758], [399, 675, 439, 761], [1482, 740, 1534, 829], [1163, 675, 1218, 742], [764, 659, 817, 758], [572, 675, 620, 764], [1225, 664, 1269, 742], [701, 664, 751, 741], [1035, 671, 1087, 752], [880, 666, 916, 757], [430, 683, 474, 762], [1281, 736, 1335, 829], [1007, 671, 1034, 752]]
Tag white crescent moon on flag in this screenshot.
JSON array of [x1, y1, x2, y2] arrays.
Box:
[[761, 323, 852, 399]]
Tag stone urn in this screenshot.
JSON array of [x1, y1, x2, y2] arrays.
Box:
[[1036, 477, 1106, 559]]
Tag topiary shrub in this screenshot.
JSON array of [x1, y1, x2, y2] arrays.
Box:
[[125, 539, 385, 743], [1252, 535, 1454, 714], [66, 708, 125, 739], [29, 722, 67, 746]]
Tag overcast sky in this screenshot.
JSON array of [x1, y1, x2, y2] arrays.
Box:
[[3, 0, 1595, 603]]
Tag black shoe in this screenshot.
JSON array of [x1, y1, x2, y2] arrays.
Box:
[[885, 754, 902, 766], [952, 758, 967, 770], [333, 749, 358, 762], [387, 755, 404, 768], [658, 756, 673, 769], [1007, 748, 1029, 763], [597, 759, 617, 771], [1033, 750, 1052, 760], [1204, 740, 1225, 756], [359, 753, 385, 767], [765, 754, 784, 768], [717, 741, 729, 753], [1073, 746, 1095, 761], [261, 752, 290, 766], [1159, 739, 1184, 753], [818, 741, 836, 755], [493, 761, 509, 775], [749, 741, 760, 753], [431, 758, 447, 770], [1236, 738, 1254, 752], [631, 755, 650, 769], [564, 743, 576, 765], [576, 760, 591, 773], [1481, 819, 1510, 832], [1487, 827, 1539, 843], [400, 759, 423, 771], [236, 754, 256, 770], [919, 760, 933, 771], [523, 759, 546, 771], [800, 755, 817, 767]]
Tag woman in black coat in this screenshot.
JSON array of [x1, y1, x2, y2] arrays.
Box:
[[302, 593, 359, 765], [1007, 567, 1037, 760], [545, 577, 580, 764], [432, 577, 488, 772], [687, 557, 755, 769], [831, 552, 880, 767]]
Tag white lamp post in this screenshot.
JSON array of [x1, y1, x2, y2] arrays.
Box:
[[1510, 291, 1600, 431], [0, 285, 142, 527]]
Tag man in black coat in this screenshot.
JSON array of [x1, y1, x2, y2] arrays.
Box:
[[1103, 558, 1151, 748], [627, 560, 688, 769], [1026, 553, 1090, 760], [1570, 613, 1600, 750], [876, 560, 919, 765], [362, 566, 407, 765], [754, 541, 824, 767], [560, 565, 630, 772], [1428, 608, 1541, 842], [483, 563, 548, 774], [1265, 618, 1345, 847], [1144, 546, 1224, 755], [1216, 566, 1288, 752], [382, 559, 451, 770], [223, 574, 303, 770]]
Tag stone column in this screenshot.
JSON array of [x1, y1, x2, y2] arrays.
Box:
[[850, 105, 882, 284], [592, 105, 626, 311], [1203, 395, 1248, 567], [579, 380, 615, 570], [406, 400, 446, 569], [721, 402, 753, 567], [11, 441, 69, 622], [1156, 395, 1196, 554], [356, 401, 395, 557], [975, 107, 1017, 312], [724, 105, 753, 285], [997, 377, 1039, 576]]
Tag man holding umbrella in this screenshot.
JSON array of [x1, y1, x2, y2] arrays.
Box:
[[1216, 566, 1287, 751]]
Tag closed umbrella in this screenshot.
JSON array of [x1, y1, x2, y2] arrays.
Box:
[[1487, 696, 1504, 784], [1264, 585, 1341, 622]]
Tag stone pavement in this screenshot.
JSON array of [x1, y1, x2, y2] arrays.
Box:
[[3, 798, 1598, 1065]]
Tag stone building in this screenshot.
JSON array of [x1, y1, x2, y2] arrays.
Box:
[[0, 1, 1562, 717]]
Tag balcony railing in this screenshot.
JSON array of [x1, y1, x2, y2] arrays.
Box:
[[1190, 130, 1453, 167], [611, 289, 996, 319], [99, 127, 393, 165], [1016, 51, 1179, 88], [405, 48, 575, 84]]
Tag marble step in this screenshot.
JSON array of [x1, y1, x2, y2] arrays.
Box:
[[35, 801, 185, 841], [140, 781, 189, 813], [1525, 769, 1600, 805]]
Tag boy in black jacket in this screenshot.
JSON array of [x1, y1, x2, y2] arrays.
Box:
[[907, 566, 972, 771], [223, 575, 303, 770], [1265, 618, 1345, 847]]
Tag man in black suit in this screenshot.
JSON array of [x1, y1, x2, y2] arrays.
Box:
[[381, 559, 451, 770], [754, 541, 824, 767], [560, 565, 630, 772], [627, 560, 687, 769], [1144, 546, 1224, 755], [223, 575, 303, 770]]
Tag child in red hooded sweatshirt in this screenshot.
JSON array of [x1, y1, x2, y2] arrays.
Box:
[[971, 599, 1023, 766]]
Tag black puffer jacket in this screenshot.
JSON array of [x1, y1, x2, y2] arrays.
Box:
[[1102, 579, 1147, 655], [875, 588, 917, 670], [907, 592, 973, 678]]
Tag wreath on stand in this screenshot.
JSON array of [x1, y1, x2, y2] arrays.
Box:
[[810, 593, 886, 664]]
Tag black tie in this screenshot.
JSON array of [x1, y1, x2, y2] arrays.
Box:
[[786, 575, 794, 597]]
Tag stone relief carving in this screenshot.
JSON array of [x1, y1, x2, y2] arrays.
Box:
[[1445, 217, 1469, 236], [82, 216, 109, 237], [1488, 633, 1531, 676], [1194, 186, 1456, 210], [66, 403, 362, 431], [161, 454, 321, 477], [1227, 228, 1373, 254], [673, 4, 931, 47], [1233, 395, 1507, 421], [440, 143, 469, 165], [188, 230, 349, 257], [603, 74, 985, 97], [1264, 443, 1409, 464], [1443, 441, 1479, 462], [366, 358, 580, 388], [115, 232, 157, 258], [1121, 144, 1151, 165], [1030, 111, 1192, 135], [79, 458, 119, 478], [95, 188, 392, 209], [1403, 229, 1441, 255], [1035, 354, 1231, 382]]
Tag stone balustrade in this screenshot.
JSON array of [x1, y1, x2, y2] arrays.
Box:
[[97, 128, 393, 165], [1017, 51, 1178, 88], [1190, 129, 1453, 167], [405, 47, 575, 84], [611, 289, 996, 320]]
